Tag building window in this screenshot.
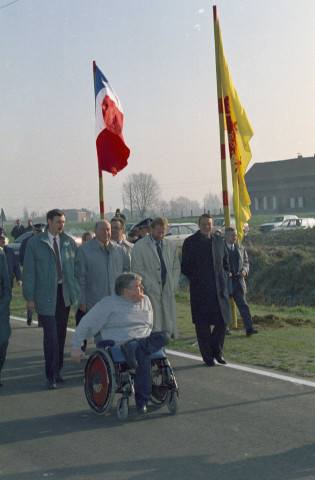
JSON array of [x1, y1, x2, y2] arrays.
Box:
[[290, 197, 295, 209], [263, 197, 267, 210], [272, 196, 277, 210], [254, 198, 259, 211], [298, 197, 304, 208]]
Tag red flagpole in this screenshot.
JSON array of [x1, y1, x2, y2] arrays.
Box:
[[213, 6, 231, 227], [93, 60, 105, 220], [213, 6, 237, 328]]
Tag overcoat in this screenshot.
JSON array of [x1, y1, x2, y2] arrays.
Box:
[[0, 250, 11, 345], [22, 229, 81, 315], [131, 235, 180, 338], [181, 231, 232, 326], [79, 238, 130, 311]]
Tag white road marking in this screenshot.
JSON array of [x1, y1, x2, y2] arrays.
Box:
[[11, 315, 315, 389]]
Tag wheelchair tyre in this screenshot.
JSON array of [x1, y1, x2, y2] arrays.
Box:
[[167, 392, 179, 415], [116, 397, 129, 421], [84, 349, 116, 415], [150, 362, 169, 406]]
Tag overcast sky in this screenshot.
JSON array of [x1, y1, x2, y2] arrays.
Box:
[[1, 0, 314, 219]]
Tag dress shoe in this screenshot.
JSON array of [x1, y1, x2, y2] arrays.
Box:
[[214, 355, 227, 365], [47, 380, 57, 390], [55, 375, 65, 383], [136, 404, 147, 414], [204, 359, 215, 367], [246, 328, 258, 337], [26, 312, 32, 326], [121, 342, 138, 370]]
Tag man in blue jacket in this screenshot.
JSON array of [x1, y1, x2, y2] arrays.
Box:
[[23, 209, 81, 389], [225, 227, 258, 337]]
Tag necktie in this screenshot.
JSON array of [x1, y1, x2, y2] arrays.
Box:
[[53, 237, 62, 282], [156, 243, 167, 286]]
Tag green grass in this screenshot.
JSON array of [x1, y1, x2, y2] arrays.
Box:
[[11, 276, 315, 380]]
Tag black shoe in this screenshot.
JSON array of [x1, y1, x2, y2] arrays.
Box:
[[121, 342, 138, 370], [55, 375, 65, 383], [246, 328, 258, 337], [204, 359, 215, 367], [37, 320, 43, 327], [26, 312, 32, 326], [47, 380, 57, 390], [136, 404, 147, 414], [214, 355, 227, 365]]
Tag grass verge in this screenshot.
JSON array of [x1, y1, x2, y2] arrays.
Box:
[[11, 284, 315, 379]]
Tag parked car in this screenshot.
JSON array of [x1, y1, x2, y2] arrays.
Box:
[[5, 231, 33, 255], [212, 216, 249, 236], [165, 223, 199, 247], [6, 226, 86, 255], [259, 215, 298, 233], [271, 217, 315, 232]]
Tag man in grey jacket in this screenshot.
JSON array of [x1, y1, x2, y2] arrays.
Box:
[[78, 220, 130, 314], [225, 227, 258, 336]]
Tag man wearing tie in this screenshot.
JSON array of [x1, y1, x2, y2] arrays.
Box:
[[131, 216, 180, 338], [224, 227, 258, 337], [23, 209, 81, 389]]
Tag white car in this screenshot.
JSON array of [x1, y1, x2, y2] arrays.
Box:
[[165, 223, 199, 247], [271, 218, 315, 232], [259, 215, 298, 233]]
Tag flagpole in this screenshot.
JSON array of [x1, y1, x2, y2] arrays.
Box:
[[213, 6, 237, 329], [213, 6, 230, 228], [93, 60, 105, 220]]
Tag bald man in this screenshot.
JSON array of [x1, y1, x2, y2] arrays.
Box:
[[78, 220, 130, 315]]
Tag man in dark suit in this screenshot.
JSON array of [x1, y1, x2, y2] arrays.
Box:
[[10, 219, 25, 240], [0, 235, 22, 291], [225, 227, 258, 337], [181, 214, 232, 366]]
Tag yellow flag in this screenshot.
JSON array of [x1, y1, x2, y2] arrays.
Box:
[[214, 14, 253, 241]]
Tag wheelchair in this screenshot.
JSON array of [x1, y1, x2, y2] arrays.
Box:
[[84, 340, 179, 421]]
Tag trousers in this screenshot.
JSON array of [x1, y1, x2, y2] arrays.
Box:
[[38, 284, 70, 381], [132, 331, 171, 406], [194, 321, 226, 363]]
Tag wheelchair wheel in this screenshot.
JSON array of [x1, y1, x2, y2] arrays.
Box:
[[116, 397, 129, 421], [84, 349, 116, 415], [167, 392, 179, 415], [150, 361, 169, 406]]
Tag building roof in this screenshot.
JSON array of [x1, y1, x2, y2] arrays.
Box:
[[245, 155, 315, 182]]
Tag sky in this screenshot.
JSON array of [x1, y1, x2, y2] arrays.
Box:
[[1, 0, 315, 219]]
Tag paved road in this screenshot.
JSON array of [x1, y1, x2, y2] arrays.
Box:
[[1, 319, 315, 480]]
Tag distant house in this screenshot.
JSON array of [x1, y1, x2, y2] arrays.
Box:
[[245, 155, 315, 214]]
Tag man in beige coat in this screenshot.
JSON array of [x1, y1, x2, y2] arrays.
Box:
[[131, 217, 180, 338]]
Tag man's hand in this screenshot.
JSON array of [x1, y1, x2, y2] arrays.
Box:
[[17, 280, 22, 287], [27, 300, 35, 313], [241, 270, 247, 278], [79, 304, 87, 313], [71, 349, 86, 364]]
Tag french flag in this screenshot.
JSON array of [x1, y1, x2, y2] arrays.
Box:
[[94, 65, 130, 176]]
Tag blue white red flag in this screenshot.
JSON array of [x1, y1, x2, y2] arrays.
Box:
[[94, 65, 130, 176]]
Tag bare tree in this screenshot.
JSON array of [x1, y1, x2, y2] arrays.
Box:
[[169, 196, 202, 218], [23, 207, 29, 222], [204, 192, 222, 215], [122, 173, 160, 218]]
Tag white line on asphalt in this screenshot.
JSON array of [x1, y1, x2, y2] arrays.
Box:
[[11, 315, 315, 389]]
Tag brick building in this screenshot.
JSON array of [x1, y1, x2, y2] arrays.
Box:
[[245, 155, 315, 214]]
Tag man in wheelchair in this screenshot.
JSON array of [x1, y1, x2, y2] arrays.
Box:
[[71, 272, 170, 414]]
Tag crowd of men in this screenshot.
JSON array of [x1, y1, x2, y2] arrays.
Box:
[[0, 209, 257, 413]]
